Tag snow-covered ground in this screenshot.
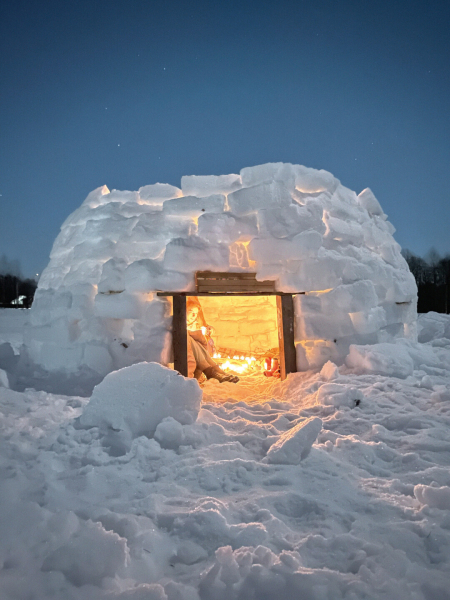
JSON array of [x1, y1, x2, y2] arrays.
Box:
[[1, 309, 450, 600], [0, 309, 28, 353]]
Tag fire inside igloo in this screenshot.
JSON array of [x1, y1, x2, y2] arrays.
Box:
[[23, 162, 417, 384]]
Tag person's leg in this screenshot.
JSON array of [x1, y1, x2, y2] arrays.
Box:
[[189, 337, 215, 371], [189, 337, 239, 383]]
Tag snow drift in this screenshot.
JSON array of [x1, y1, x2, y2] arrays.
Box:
[[78, 362, 202, 454], [1, 311, 450, 599]]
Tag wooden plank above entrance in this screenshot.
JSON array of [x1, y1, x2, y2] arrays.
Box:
[[195, 271, 276, 293]]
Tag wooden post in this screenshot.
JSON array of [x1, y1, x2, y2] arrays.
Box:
[[277, 294, 297, 380], [172, 294, 188, 377]]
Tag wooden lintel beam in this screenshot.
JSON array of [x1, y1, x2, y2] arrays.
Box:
[[157, 291, 305, 297]]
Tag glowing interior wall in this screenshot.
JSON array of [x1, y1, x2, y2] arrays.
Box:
[[200, 296, 278, 353]]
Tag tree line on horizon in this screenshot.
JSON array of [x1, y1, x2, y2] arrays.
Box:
[[0, 254, 37, 308], [0, 273, 37, 308], [0, 251, 449, 314], [402, 248, 450, 314]]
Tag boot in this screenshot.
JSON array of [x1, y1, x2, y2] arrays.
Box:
[[203, 366, 239, 384]]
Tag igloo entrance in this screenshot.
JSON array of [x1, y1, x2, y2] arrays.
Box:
[[159, 272, 297, 381]]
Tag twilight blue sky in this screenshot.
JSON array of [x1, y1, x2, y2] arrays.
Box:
[[1, 0, 449, 278]]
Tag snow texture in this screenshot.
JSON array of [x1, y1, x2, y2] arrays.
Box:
[[78, 362, 202, 453], [265, 416, 323, 464], [1, 310, 450, 599], [19, 163, 417, 384]]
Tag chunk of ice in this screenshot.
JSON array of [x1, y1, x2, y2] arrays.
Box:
[[266, 416, 323, 464]]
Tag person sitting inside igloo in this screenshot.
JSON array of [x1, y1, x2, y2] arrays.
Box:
[[186, 297, 239, 384]]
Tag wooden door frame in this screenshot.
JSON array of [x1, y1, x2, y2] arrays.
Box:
[[158, 270, 300, 380], [158, 296, 298, 381]]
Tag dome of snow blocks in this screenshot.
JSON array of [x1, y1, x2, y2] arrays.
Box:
[[23, 163, 417, 378]]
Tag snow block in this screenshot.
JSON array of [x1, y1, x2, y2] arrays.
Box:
[[357, 187, 386, 218], [162, 194, 225, 218], [94, 291, 145, 319], [198, 212, 258, 245], [320, 360, 339, 381], [349, 306, 387, 334], [326, 280, 379, 313], [124, 259, 193, 292], [98, 258, 126, 293], [296, 340, 339, 371], [293, 164, 338, 193], [295, 310, 355, 340], [79, 362, 202, 443], [346, 343, 414, 378], [266, 416, 323, 464], [80, 185, 110, 209], [163, 237, 229, 273], [248, 230, 322, 264], [240, 162, 285, 187], [228, 181, 292, 216], [181, 173, 241, 197], [139, 182, 182, 207], [323, 214, 365, 246], [258, 202, 325, 239]]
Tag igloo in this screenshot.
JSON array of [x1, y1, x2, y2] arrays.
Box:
[[22, 162, 417, 385]]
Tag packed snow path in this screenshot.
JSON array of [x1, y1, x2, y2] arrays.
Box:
[[1, 312, 450, 599]]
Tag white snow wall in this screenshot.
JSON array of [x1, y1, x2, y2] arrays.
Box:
[[23, 163, 417, 376]]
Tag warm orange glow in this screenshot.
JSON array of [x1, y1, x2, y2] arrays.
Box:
[[221, 360, 251, 374], [214, 353, 259, 375], [192, 295, 278, 379], [305, 288, 333, 295]]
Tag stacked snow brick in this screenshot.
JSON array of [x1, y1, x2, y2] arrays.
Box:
[[23, 163, 417, 377]]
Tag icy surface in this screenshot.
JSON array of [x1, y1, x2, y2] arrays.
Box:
[[20, 163, 417, 384], [1, 311, 450, 599]]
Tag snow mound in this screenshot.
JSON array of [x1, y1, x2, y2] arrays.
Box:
[[417, 311, 450, 343], [42, 516, 129, 587], [345, 337, 448, 378], [414, 485, 450, 510], [320, 360, 340, 381], [266, 416, 322, 464], [79, 362, 202, 452], [203, 544, 347, 599], [346, 343, 414, 378], [315, 383, 364, 407]]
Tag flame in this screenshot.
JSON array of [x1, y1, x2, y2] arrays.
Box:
[[221, 360, 250, 374], [214, 353, 258, 376]]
